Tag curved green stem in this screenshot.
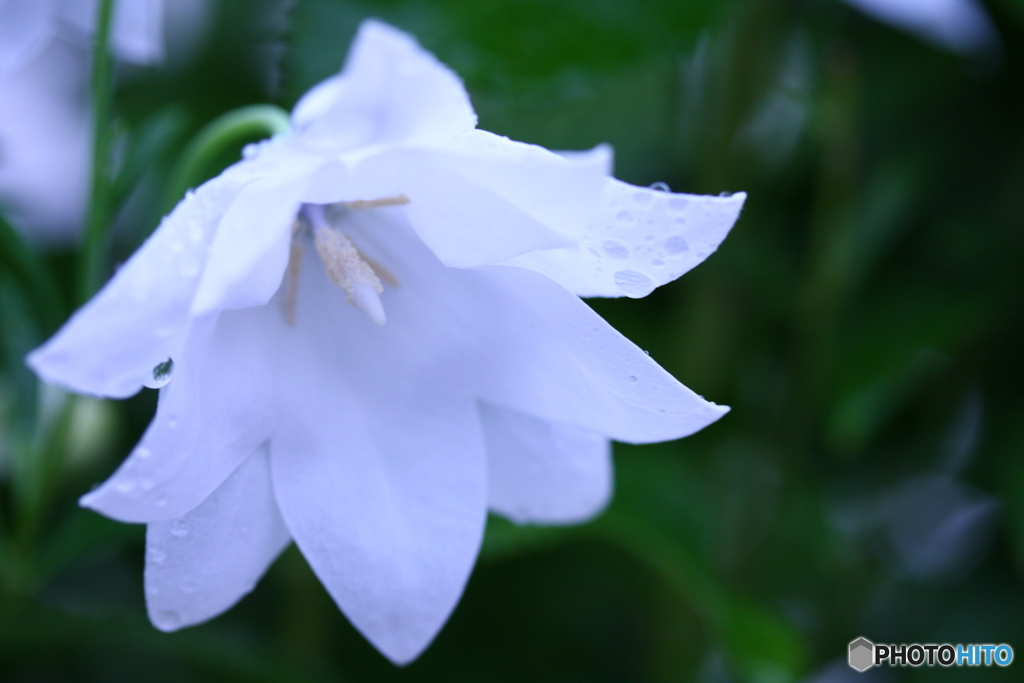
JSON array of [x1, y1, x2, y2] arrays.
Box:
[[160, 105, 292, 216], [76, 0, 117, 304]]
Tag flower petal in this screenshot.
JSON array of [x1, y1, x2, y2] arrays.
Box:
[[423, 131, 611, 241], [480, 401, 612, 525], [292, 19, 476, 152], [27, 171, 248, 398], [190, 171, 308, 316], [470, 264, 730, 443], [0, 0, 53, 75], [80, 305, 282, 522], [270, 246, 487, 664], [145, 444, 290, 632], [338, 207, 728, 444], [347, 149, 574, 267], [505, 179, 746, 298]]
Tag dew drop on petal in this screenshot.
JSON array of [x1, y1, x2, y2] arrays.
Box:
[[613, 270, 655, 297], [664, 236, 689, 254], [649, 181, 671, 192], [632, 191, 653, 205], [668, 197, 689, 211], [652, 259, 665, 266], [615, 209, 633, 222], [148, 548, 167, 564], [629, 375, 638, 383], [602, 240, 629, 259], [144, 358, 174, 389], [170, 521, 189, 538]]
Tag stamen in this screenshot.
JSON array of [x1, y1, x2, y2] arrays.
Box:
[[282, 241, 304, 325], [359, 250, 400, 288], [343, 194, 410, 210]]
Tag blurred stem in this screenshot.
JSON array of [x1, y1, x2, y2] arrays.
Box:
[[5, 394, 76, 597], [76, 0, 117, 304], [0, 213, 63, 334], [160, 105, 291, 216]]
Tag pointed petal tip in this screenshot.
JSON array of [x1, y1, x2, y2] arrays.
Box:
[[148, 606, 188, 632]]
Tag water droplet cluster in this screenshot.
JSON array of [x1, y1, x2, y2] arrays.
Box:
[[569, 181, 736, 297]]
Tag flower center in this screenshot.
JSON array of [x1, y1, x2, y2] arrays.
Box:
[[291, 200, 406, 326]]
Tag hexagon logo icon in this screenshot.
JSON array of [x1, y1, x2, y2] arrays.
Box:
[[848, 637, 874, 672]]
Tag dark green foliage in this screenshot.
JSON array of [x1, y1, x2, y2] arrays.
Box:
[[2, 0, 1023, 680]]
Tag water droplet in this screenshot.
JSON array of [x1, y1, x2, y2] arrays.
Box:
[[649, 181, 671, 192], [167, 416, 179, 429], [632, 191, 653, 205], [144, 358, 174, 389], [170, 521, 189, 538], [615, 209, 633, 222], [664, 236, 689, 254], [658, 408, 666, 414], [613, 270, 655, 297], [629, 376, 638, 383], [719, 191, 732, 197], [651, 259, 665, 266], [668, 197, 689, 212], [588, 247, 601, 257], [602, 240, 629, 259], [156, 610, 181, 630], [149, 548, 167, 564]]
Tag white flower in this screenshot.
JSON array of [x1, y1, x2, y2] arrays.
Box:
[[0, 0, 164, 76], [840, 0, 998, 55], [28, 20, 746, 664], [0, 0, 209, 242]]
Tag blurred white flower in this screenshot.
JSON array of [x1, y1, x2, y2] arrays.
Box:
[[840, 0, 999, 55], [29, 20, 746, 663], [0, 0, 209, 242], [0, 0, 164, 76]]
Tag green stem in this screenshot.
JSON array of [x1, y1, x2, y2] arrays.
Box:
[[76, 0, 117, 304], [0, 213, 64, 334], [160, 105, 292, 216]]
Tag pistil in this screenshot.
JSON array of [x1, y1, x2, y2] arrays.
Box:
[[303, 203, 387, 325]]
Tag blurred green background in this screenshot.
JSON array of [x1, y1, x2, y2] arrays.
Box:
[[2, 0, 1024, 680]]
